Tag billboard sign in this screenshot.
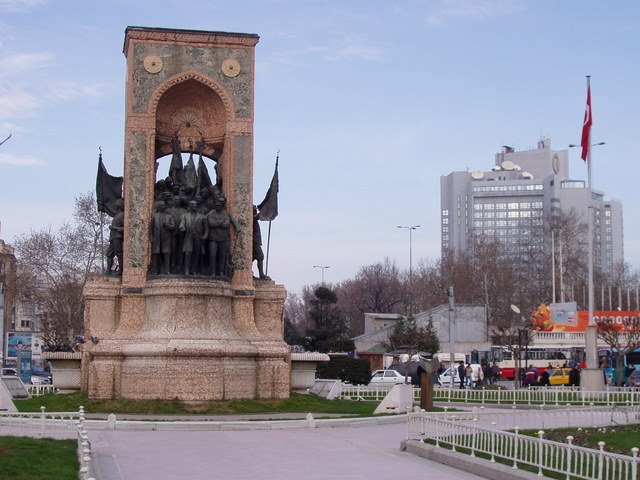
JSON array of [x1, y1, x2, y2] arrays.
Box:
[[7, 333, 31, 358], [550, 302, 578, 325]]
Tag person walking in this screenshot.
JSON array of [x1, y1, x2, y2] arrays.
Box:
[[464, 363, 473, 388], [457, 361, 465, 389]]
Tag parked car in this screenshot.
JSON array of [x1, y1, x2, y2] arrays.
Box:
[[30, 365, 52, 385], [437, 364, 482, 387], [539, 368, 572, 386], [1, 366, 52, 384], [369, 369, 409, 384]]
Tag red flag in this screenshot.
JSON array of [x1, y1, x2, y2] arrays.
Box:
[[580, 79, 592, 161]]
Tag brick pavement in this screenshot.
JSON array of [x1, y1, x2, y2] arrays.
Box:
[[89, 420, 487, 480]]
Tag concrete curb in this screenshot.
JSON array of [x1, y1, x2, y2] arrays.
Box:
[[401, 439, 541, 480], [84, 413, 407, 432]]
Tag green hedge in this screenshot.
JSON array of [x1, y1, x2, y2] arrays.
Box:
[[316, 357, 371, 385]]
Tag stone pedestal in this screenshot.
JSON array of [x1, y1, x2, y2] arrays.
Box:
[[83, 277, 289, 401]]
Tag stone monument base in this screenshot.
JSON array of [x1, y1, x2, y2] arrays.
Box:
[[82, 276, 290, 401]]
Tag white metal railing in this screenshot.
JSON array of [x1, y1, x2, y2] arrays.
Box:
[[337, 383, 640, 405], [26, 384, 58, 396], [432, 386, 640, 406], [339, 383, 394, 401], [414, 404, 640, 431], [407, 411, 640, 480], [0, 406, 94, 480], [0, 406, 78, 436]]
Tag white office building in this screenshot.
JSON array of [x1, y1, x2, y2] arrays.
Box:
[[440, 138, 623, 278]]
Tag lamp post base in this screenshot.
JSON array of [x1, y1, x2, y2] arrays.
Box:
[[580, 368, 605, 392]]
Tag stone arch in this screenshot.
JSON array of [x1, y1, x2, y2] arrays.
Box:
[[149, 70, 235, 161]]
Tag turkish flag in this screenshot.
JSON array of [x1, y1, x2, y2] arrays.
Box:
[[580, 82, 592, 161]]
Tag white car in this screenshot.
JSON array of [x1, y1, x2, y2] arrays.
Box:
[[438, 364, 483, 387], [369, 369, 409, 385]]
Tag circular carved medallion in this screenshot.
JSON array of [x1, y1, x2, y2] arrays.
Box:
[[222, 59, 241, 78], [143, 54, 163, 74]]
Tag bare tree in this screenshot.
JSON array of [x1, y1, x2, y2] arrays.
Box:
[[14, 192, 104, 350], [335, 258, 405, 335], [597, 315, 640, 385]]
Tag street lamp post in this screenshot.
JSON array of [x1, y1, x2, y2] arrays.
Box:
[[313, 265, 330, 284], [398, 225, 420, 315], [397, 224, 420, 283]]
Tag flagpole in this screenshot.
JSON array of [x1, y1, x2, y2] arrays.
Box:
[[581, 75, 603, 390], [265, 220, 272, 276], [98, 147, 105, 274]]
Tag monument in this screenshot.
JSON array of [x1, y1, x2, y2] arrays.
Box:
[[82, 27, 290, 401]]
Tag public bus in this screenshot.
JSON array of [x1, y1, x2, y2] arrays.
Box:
[[489, 346, 584, 380], [598, 347, 640, 385]]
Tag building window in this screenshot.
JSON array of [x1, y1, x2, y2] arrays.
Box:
[[442, 217, 449, 225], [442, 226, 449, 233], [561, 180, 586, 189]]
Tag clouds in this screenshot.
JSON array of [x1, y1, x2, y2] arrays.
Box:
[[0, 151, 43, 166], [0, 52, 55, 76], [401, 0, 524, 26], [0, 0, 47, 13]]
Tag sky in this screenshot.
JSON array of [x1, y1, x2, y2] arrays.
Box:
[[1, 0, 639, 296]]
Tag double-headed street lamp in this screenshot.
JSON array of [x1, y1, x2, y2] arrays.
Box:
[[313, 265, 330, 284], [397, 225, 420, 283], [398, 225, 420, 315]]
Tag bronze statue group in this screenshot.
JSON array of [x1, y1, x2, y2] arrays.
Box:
[[102, 136, 268, 280]]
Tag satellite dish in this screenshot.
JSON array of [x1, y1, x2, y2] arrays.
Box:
[[471, 170, 484, 180], [501, 160, 516, 170], [492, 166, 502, 171], [522, 171, 534, 179], [510, 304, 521, 314]]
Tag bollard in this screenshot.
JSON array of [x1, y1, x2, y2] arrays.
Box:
[[40, 406, 46, 434], [306, 412, 316, 429]]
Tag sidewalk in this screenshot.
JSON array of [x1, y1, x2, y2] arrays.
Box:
[[88, 416, 487, 480]]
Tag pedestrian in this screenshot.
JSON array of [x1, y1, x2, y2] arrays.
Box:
[[477, 365, 485, 386], [540, 367, 551, 387], [457, 361, 465, 389], [490, 362, 499, 384], [465, 363, 473, 388]]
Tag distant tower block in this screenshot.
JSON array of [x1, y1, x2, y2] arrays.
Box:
[[82, 27, 289, 401]]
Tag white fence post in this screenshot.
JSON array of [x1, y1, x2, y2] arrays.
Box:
[[565, 436, 573, 480], [537, 430, 545, 477], [513, 426, 519, 470], [490, 421, 496, 463], [631, 447, 639, 480]]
